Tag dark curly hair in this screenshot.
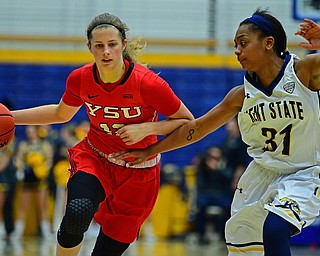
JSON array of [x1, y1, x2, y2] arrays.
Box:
[[240, 8, 289, 59]]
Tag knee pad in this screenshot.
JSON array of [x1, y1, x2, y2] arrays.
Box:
[[57, 198, 97, 248], [64, 198, 96, 235]]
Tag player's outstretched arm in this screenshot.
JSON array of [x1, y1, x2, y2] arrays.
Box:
[[295, 18, 320, 50], [12, 100, 80, 125], [111, 85, 244, 166]]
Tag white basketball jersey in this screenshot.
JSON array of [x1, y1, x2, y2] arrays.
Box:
[[238, 54, 320, 172]]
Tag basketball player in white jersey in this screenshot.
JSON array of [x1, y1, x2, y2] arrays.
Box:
[[112, 9, 320, 256]]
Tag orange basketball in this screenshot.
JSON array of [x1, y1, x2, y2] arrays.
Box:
[[0, 103, 15, 151]]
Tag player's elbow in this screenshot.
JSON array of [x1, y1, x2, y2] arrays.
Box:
[[55, 110, 73, 123], [186, 114, 195, 121], [55, 102, 78, 123], [181, 116, 194, 126]]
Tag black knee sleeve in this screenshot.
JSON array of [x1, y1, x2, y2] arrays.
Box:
[[58, 198, 96, 248], [65, 198, 96, 234], [57, 172, 106, 248], [57, 226, 83, 248]]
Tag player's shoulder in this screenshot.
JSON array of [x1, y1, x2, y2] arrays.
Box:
[[132, 62, 153, 75], [68, 62, 94, 78], [229, 85, 245, 98], [130, 62, 164, 83], [221, 85, 245, 110]]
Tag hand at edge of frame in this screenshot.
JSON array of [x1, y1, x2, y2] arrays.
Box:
[[295, 18, 320, 50]]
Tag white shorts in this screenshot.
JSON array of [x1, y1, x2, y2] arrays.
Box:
[[225, 160, 320, 255]]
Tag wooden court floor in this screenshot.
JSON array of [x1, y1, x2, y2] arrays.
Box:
[[1, 233, 319, 256]]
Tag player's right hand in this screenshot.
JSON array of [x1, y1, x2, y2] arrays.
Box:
[[295, 18, 320, 50]]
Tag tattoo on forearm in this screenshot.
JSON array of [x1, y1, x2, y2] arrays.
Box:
[[187, 129, 195, 141]]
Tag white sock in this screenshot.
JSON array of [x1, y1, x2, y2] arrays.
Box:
[[40, 220, 52, 237], [0, 221, 5, 237], [13, 220, 25, 238]]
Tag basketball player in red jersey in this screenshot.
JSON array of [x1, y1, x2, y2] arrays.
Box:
[[11, 13, 193, 256]]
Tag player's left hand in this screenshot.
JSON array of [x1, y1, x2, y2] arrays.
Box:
[[295, 18, 320, 50], [117, 123, 150, 145]]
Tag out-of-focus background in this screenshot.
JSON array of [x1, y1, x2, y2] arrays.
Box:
[[0, 0, 319, 255]]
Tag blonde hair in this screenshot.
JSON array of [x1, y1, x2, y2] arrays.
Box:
[[86, 13, 146, 65]]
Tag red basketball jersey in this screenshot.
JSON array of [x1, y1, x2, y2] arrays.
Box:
[[62, 60, 181, 154]]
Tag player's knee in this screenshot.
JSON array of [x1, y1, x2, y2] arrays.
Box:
[[64, 198, 96, 235], [263, 212, 297, 256], [263, 212, 295, 243]]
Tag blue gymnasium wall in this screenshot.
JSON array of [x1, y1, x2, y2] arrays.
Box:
[[0, 63, 245, 167]]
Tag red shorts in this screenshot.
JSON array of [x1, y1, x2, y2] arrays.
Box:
[[68, 139, 160, 243]]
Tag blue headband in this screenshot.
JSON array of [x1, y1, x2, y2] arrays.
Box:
[[245, 14, 275, 36]]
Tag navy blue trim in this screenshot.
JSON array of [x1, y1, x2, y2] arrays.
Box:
[[245, 54, 291, 97], [92, 61, 134, 86], [119, 62, 134, 85], [245, 15, 275, 36], [92, 63, 99, 84]]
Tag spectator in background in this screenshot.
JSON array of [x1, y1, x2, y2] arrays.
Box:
[[221, 117, 249, 192], [52, 123, 79, 232], [13, 125, 54, 238], [37, 125, 60, 202], [1, 99, 17, 239], [0, 141, 16, 238], [74, 120, 90, 141], [195, 146, 232, 244], [51, 123, 79, 186]]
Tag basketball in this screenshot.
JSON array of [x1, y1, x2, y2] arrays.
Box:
[[0, 103, 15, 151]]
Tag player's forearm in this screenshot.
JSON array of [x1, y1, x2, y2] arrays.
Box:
[[145, 117, 193, 136], [12, 104, 68, 125], [147, 119, 204, 156], [147, 101, 238, 156]]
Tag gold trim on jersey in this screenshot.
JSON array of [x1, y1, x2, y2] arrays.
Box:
[[227, 243, 264, 253]]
